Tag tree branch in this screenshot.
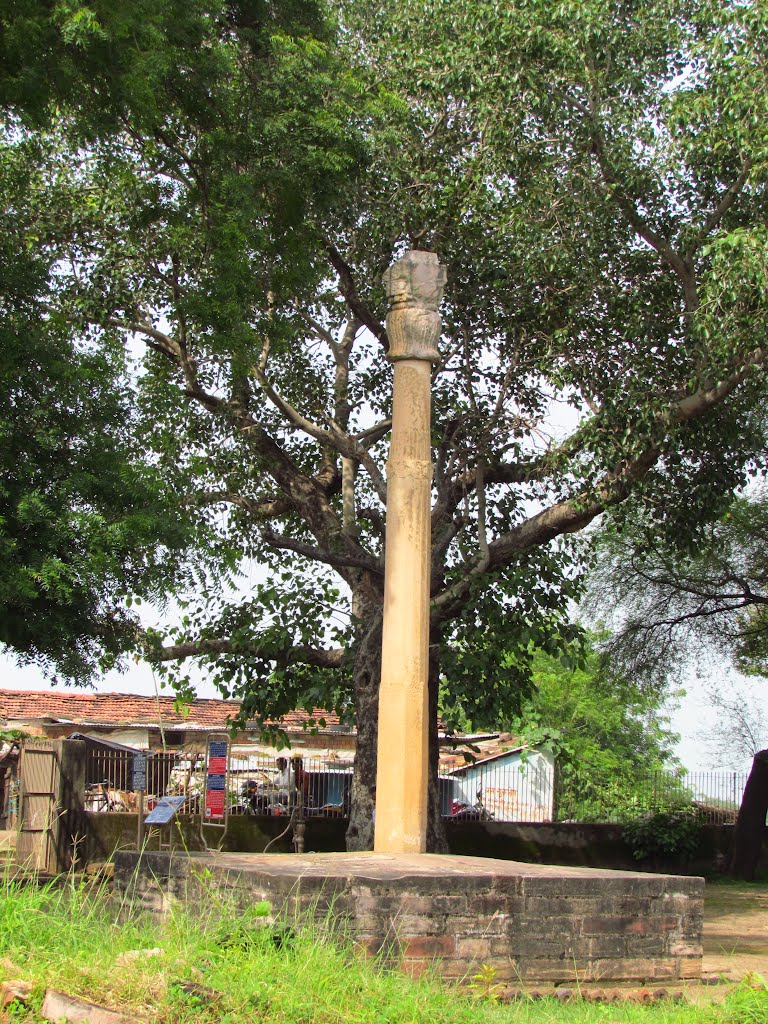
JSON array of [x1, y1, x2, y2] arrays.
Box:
[[672, 346, 767, 424], [590, 125, 697, 308], [253, 364, 388, 505], [324, 241, 389, 349], [149, 637, 346, 668], [685, 158, 754, 259], [186, 490, 295, 519], [292, 305, 338, 350], [263, 527, 383, 576], [432, 339, 768, 620], [354, 419, 392, 445], [104, 316, 181, 360], [631, 595, 760, 633]]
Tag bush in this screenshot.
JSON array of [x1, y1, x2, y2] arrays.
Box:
[[622, 805, 702, 862]]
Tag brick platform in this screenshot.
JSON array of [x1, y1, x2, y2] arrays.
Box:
[[113, 851, 703, 984]]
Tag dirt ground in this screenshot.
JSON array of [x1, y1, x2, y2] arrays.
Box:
[[701, 881, 768, 982]]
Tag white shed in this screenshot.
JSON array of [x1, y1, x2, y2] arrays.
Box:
[[446, 746, 555, 822]]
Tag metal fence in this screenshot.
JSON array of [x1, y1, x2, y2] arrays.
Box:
[[82, 745, 187, 812], [80, 747, 354, 818], [78, 744, 749, 825], [553, 768, 749, 825]]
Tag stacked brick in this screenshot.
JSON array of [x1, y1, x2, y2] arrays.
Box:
[[114, 851, 703, 984]]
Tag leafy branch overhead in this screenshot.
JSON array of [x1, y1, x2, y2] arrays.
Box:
[[2, 0, 768, 847], [587, 489, 768, 687]]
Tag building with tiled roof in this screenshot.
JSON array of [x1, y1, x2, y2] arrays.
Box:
[[0, 689, 353, 755]]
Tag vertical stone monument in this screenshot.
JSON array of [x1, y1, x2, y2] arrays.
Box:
[[374, 251, 447, 854], [113, 249, 704, 988]]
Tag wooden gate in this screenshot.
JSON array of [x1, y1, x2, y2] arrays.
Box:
[[16, 740, 60, 873]]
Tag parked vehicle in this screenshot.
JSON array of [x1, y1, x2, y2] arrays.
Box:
[[449, 799, 494, 821]]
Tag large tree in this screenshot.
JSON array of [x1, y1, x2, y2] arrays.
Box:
[[586, 488, 768, 876], [3, 0, 768, 850], [0, 137, 200, 681]]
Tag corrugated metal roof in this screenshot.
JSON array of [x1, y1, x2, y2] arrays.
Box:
[[438, 733, 527, 773]]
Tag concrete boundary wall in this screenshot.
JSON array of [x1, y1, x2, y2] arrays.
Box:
[[445, 821, 750, 875], [83, 811, 347, 862], [84, 813, 752, 876]]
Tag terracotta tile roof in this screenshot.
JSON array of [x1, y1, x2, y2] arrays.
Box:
[[0, 689, 349, 734]]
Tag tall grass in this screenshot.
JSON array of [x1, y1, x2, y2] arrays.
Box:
[[0, 872, 762, 1024]]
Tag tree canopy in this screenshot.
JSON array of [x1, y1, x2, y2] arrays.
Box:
[[587, 488, 768, 686], [2, 0, 768, 847], [0, 141, 199, 681]]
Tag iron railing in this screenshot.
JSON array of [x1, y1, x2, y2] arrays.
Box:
[[80, 747, 353, 818], [553, 768, 749, 825], [79, 745, 749, 825]]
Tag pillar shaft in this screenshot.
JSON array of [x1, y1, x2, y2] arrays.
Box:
[[374, 251, 446, 854]]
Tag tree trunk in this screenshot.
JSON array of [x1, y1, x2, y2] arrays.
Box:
[[344, 599, 448, 852], [345, 602, 382, 851], [729, 748, 768, 881], [427, 624, 448, 852]]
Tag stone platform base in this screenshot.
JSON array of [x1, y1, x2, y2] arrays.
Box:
[[113, 851, 703, 984]]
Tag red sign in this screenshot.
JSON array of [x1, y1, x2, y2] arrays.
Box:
[[205, 789, 225, 820]]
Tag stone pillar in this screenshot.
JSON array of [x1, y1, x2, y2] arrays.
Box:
[[374, 250, 446, 854]]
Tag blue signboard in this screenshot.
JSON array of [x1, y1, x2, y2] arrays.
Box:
[[144, 795, 186, 825]]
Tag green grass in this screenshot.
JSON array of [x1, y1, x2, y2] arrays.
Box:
[[0, 874, 765, 1024]]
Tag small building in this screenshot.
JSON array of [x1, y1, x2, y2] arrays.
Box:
[[447, 747, 555, 822], [0, 689, 355, 758], [440, 735, 555, 822]]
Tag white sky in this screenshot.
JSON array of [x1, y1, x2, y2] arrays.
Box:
[[3, 648, 762, 774]]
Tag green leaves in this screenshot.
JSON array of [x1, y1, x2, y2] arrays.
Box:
[[438, 545, 585, 730], [3, 0, 768, 767]]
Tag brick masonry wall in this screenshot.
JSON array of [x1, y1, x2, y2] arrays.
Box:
[[113, 852, 703, 984]]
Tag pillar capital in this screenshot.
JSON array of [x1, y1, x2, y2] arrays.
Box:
[[382, 250, 447, 363]]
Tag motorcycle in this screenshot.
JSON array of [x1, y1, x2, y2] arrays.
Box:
[[449, 799, 494, 821]]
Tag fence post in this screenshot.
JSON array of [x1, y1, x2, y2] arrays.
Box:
[[551, 760, 561, 823], [137, 790, 145, 850], [56, 739, 86, 872]]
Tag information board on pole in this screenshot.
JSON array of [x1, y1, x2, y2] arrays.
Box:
[[144, 795, 186, 825], [204, 740, 227, 820], [200, 733, 230, 849], [132, 753, 147, 793]]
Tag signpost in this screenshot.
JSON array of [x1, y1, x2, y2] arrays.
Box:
[[142, 794, 186, 851], [200, 733, 230, 850], [133, 753, 148, 850], [144, 795, 187, 825], [131, 753, 147, 792]]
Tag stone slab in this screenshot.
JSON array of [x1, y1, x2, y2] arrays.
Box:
[[41, 989, 144, 1024], [114, 851, 703, 984]]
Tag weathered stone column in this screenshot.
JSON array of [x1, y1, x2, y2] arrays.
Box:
[[374, 250, 446, 854]]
